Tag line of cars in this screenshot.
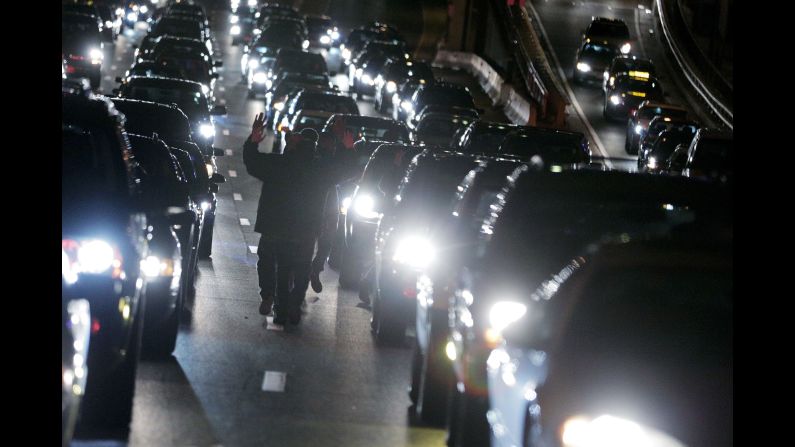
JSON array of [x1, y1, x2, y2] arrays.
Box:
[[62, 1, 227, 445], [273, 17, 732, 447]]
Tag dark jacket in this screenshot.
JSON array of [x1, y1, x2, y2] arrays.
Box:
[[243, 137, 352, 241]]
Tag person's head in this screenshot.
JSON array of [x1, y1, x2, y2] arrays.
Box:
[[317, 130, 335, 156], [284, 131, 316, 163]]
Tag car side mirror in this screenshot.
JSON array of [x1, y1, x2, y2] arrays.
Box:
[[214, 61, 223, 68], [209, 183, 220, 194], [211, 105, 227, 115], [210, 173, 226, 184], [115, 76, 123, 83], [213, 147, 225, 156]]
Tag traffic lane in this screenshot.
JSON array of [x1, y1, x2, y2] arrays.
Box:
[[529, 0, 688, 160]]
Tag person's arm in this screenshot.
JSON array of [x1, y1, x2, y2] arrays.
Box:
[[242, 112, 279, 181]]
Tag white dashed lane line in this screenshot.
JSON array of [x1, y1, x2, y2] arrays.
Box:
[[262, 371, 287, 391], [223, 129, 231, 136], [233, 193, 243, 201], [228, 170, 237, 177], [248, 245, 258, 254], [240, 218, 250, 226]]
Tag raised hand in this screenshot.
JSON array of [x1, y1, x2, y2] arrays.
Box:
[[250, 112, 267, 143]]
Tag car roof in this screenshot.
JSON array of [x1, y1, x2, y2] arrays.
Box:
[[695, 128, 733, 140], [127, 75, 203, 90]]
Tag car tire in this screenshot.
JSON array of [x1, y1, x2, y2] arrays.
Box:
[[73, 301, 143, 442], [198, 216, 214, 259], [142, 293, 181, 360], [415, 333, 451, 426], [372, 292, 405, 346]]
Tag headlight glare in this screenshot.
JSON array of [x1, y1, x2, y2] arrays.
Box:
[[561, 414, 685, 447], [488, 301, 527, 333], [231, 25, 241, 35], [353, 194, 379, 219], [393, 236, 435, 269], [610, 95, 621, 105], [248, 59, 260, 69], [253, 71, 268, 84], [320, 35, 331, 45], [140, 256, 176, 278], [361, 74, 374, 86], [620, 42, 631, 54], [340, 196, 352, 215], [199, 124, 215, 139], [76, 240, 116, 274], [273, 101, 285, 111], [386, 81, 397, 93], [576, 62, 591, 72], [635, 124, 643, 134]]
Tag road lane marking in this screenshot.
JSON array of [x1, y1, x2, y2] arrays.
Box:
[[223, 129, 230, 136], [240, 218, 250, 226], [111, 65, 117, 70], [228, 170, 237, 177], [104, 75, 112, 81], [262, 371, 286, 391], [219, 86, 226, 92], [233, 193, 243, 201], [249, 245, 258, 254], [525, 3, 612, 166]]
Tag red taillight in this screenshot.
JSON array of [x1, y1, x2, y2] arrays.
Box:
[[91, 318, 101, 334], [69, 54, 86, 61], [65, 65, 77, 74], [403, 287, 417, 298]]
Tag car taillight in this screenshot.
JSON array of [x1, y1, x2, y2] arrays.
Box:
[[65, 66, 77, 74], [69, 54, 86, 61]]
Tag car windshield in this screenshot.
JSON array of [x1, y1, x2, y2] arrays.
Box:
[[62, 17, 100, 39], [127, 85, 208, 119], [155, 19, 201, 39], [462, 125, 515, 154], [129, 63, 185, 79], [418, 117, 472, 137], [582, 43, 619, 57], [639, 106, 687, 121]]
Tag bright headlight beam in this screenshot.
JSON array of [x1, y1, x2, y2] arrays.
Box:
[[231, 25, 241, 35], [488, 301, 527, 332], [199, 124, 215, 138], [635, 124, 643, 134], [610, 95, 621, 105], [393, 236, 435, 269], [620, 42, 631, 54], [253, 71, 268, 84], [386, 81, 397, 93], [77, 240, 115, 274], [576, 62, 591, 72], [560, 414, 685, 447], [353, 194, 379, 219]]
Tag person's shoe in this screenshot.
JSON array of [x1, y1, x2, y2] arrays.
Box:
[[259, 295, 274, 316], [310, 270, 322, 293], [288, 305, 302, 325], [272, 313, 287, 325]]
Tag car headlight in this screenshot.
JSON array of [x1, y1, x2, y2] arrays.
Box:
[[340, 196, 352, 215], [488, 301, 527, 333], [230, 15, 239, 24], [248, 59, 260, 69], [132, 5, 139, 11], [89, 48, 103, 65], [320, 35, 331, 45], [253, 28, 261, 35], [273, 101, 285, 111], [355, 67, 363, 79], [63, 239, 123, 283], [561, 414, 686, 447], [576, 62, 591, 72], [393, 236, 435, 269], [331, 30, 340, 40], [206, 162, 215, 177], [610, 95, 621, 105], [620, 42, 631, 54], [635, 124, 643, 134], [199, 124, 215, 138], [231, 25, 241, 35], [140, 256, 177, 278], [302, 40, 310, 49], [392, 93, 400, 104], [386, 81, 397, 93], [353, 194, 379, 219], [647, 156, 658, 169], [105, 20, 113, 28], [401, 101, 413, 112], [116, 7, 124, 16], [342, 48, 351, 61], [201, 84, 210, 95], [127, 12, 138, 22], [361, 74, 374, 86], [248, 0, 257, 6], [139, 5, 149, 14], [253, 71, 268, 84]]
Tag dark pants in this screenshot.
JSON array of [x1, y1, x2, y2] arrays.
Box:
[[311, 187, 339, 273], [257, 237, 315, 316]]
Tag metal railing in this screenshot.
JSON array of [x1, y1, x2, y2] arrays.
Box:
[[656, 0, 733, 130]]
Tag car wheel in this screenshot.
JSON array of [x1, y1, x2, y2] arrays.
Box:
[[142, 293, 181, 360], [372, 292, 405, 346], [415, 332, 451, 426], [73, 302, 143, 442], [198, 216, 214, 259], [447, 381, 490, 447]]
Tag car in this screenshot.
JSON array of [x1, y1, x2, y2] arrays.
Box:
[[62, 13, 104, 88], [625, 101, 688, 154], [240, 25, 304, 79], [486, 236, 732, 447], [230, 6, 258, 46], [338, 143, 426, 289], [411, 113, 476, 147], [638, 116, 697, 160], [287, 110, 336, 134], [123, 1, 152, 26], [683, 128, 733, 181], [664, 143, 690, 174], [151, 44, 220, 100], [392, 78, 432, 122], [256, 16, 308, 42], [110, 98, 220, 297], [349, 41, 411, 96], [127, 134, 188, 359], [255, 3, 302, 26], [149, 16, 204, 42], [116, 76, 227, 156], [602, 54, 655, 93], [497, 126, 591, 163], [445, 167, 731, 446], [268, 49, 328, 82], [305, 14, 338, 48], [62, 293, 91, 446], [117, 60, 186, 84], [573, 41, 620, 85], [374, 60, 434, 113], [638, 123, 699, 173], [274, 91, 360, 144], [452, 120, 521, 155], [406, 83, 477, 129], [583, 17, 631, 55], [62, 82, 153, 442], [604, 73, 664, 121], [340, 24, 404, 66], [372, 151, 483, 345], [114, 80, 227, 258], [262, 73, 335, 121], [63, 3, 109, 41], [410, 157, 524, 426]]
